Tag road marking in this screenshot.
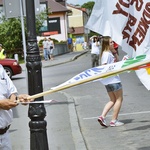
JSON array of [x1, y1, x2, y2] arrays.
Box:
[[83, 110, 150, 120]]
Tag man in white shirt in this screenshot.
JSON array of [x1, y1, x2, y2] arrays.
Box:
[[42, 38, 49, 61], [90, 36, 101, 67], [0, 65, 32, 150]]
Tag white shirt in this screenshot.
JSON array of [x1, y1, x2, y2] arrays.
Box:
[[91, 41, 101, 55], [100, 50, 121, 85], [0, 65, 18, 128], [42, 40, 48, 49], [47, 40, 54, 50]]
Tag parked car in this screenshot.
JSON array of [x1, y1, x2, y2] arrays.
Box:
[[0, 59, 22, 78]]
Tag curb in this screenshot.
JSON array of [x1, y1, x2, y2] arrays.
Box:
[[60, 91, 87, 150], [20, 50, 89, 70], [71, 50, 89, 61], [43, 50, 89, 68]]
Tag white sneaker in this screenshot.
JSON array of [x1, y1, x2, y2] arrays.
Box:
[[98, 116, 107, 127], [110, 120, 124, 127]]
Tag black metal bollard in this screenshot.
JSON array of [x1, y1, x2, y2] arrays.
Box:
[[25, 0, 49, 149]]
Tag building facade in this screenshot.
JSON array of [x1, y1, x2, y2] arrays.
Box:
[[67, 4, 89, 50], [0, 0, 89, 51]]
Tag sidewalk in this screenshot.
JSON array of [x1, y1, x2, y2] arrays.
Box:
[[20, 50, 89, 70], [12, 50, 89, 150]]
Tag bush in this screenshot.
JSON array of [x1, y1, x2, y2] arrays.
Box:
[[38, 38, 64, 46]]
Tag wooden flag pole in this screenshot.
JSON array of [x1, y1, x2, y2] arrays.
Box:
[[27, 59, 150, 100]]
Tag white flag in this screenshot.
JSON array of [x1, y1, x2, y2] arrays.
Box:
[[52, 55, 150, 90], [86, 0, 150, 89]]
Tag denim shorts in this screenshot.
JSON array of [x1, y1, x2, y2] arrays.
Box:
[[105, 82, 122, 92]]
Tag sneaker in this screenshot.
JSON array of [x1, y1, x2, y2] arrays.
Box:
[[98, 116, 107, 127], [110, 120, 124, 127]]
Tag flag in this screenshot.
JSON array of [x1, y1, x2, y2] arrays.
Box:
[[52, 55, 150, 90], [27, 55, 150, 100], [86, 0, 150, 89]]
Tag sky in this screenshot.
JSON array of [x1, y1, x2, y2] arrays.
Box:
[[66, 0, 95, 5]]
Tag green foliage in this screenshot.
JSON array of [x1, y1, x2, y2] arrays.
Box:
[[81, 1, 95, 15], [36, 10, 48, 35], [89, 31, 99, 38], [59, 40, 67, 44], [53, 39, 59, 44], [38, 38, 65, 47], [0, 18, 22, 51], [0, 11, 47, 58], [38, 39, 44, 47]]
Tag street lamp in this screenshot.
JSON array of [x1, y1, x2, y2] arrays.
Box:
[[25, 0, 49, 149]]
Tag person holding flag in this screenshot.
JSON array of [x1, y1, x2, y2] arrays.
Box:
[[98, 36, 124, 127], [0, 63, 33, 149]]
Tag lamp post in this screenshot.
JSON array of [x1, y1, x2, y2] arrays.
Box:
[[25, 0, 49, 149]]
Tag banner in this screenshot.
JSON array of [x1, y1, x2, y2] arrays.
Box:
[[86, 0, 150, 89], [52, 55, 150, 90], [86, 0, 150, 57], [27, 55, 150, 100]]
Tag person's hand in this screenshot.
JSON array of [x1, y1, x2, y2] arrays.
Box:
[[0, 99, 18, 110], [18, 94, 34, 105]]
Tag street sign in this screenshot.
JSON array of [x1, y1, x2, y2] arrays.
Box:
[[4, 0, 40, 18]]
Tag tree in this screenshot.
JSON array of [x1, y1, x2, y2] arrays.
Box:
[[81, 1, 97, 38], [0, 18, 22, 51], [0, 12, 47, 58], [81, 1, 95, 16]]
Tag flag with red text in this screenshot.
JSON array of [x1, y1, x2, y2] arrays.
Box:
[[86, 0, 150, 89], [86, 0, 150, 57]]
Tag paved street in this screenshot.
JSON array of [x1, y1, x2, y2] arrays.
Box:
[[10, 50, 150, 150]]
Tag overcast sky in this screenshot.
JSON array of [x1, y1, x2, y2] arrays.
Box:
[[66, 0, 95, 5]]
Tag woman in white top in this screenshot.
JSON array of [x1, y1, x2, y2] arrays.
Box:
[[47, 38, 54, 60], [98, 36, 124, 127]]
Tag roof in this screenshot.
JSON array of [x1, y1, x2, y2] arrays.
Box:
[[40, 0, 69, 13], [0, 0, 69, 13], [70, 27, 84, 35], [67, 4, 87, 13]]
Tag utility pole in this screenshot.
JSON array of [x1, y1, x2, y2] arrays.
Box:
[[25, 0, 49, 149]]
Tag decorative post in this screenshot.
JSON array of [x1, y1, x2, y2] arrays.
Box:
[[25, 0, 49, 149]]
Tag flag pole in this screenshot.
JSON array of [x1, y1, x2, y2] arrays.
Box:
[[27, 59, 150, 100]]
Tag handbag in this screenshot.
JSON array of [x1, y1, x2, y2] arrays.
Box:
[[50, 46, 53, 49]]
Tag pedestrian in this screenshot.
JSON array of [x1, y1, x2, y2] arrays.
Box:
[[0, 44, 6, 59], [73, 40, 77, 51], [47, 38, 55, 60], [42, 37, 49, 61], [90, 36, 101, 67], [0, 64, 33, 149], [98, 36, 124, 127], [82, 41, 88, 50], [67, 37, 73, 52]]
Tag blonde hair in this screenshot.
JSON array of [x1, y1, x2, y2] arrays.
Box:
[[100, 36, 111, 57]]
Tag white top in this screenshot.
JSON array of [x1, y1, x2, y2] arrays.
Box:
[[100, 51, 121, 85], [0, 65, 18, 128], [47, 40, 54, 50], [42, 40, 48, 49], [91, 41, 101, 55]]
